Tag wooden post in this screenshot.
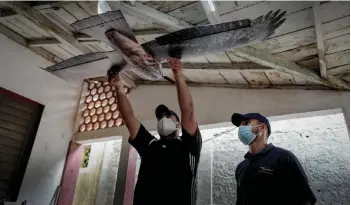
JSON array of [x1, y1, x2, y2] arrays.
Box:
[[312, 2, 327, 79], [113, 135, 137, 205], [57, 141, 84, 205]]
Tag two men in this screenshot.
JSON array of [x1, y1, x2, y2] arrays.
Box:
[[109, 58, 201, 205], [109, 58, 315, 205]]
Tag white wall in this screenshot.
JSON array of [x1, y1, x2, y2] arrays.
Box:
[[0, 34, 82, 205], [129, 85, 350, 130]]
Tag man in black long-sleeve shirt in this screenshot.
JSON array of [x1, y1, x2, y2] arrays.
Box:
[[109, 58, 202, 205]]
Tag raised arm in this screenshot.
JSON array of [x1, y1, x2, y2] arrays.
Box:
[[109, 74, 140, 139], [168, 58, 197, 136]]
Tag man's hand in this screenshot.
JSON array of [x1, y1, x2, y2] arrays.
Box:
[[109, 74, 123, 88], [168, 58, 197, 136], [109, 73, 140, 139], [168, 58, 182, 77]]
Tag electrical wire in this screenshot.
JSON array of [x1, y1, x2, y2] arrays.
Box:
[[202, 127, 238, 144]]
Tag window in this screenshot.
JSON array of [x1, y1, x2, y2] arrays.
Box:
[[79, 81, 128, 132], [0, 88, 44, 202]]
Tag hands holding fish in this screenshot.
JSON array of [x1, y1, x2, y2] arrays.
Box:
[[109, 73, 123, 88], [168, 58, 183, 78]]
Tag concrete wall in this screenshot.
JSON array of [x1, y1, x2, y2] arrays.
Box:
[[129, 85, 350, 131], [0, 34, 82, 205]]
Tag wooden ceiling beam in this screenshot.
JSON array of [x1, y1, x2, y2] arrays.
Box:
[[161, 62, 272, 70], [27, 39, 61, 47], [126, 0, 137, 7], [29, 1, 73, 10], [4, 1, 91, 55], [312, 2, 327, 79], [133, 29, 168, 36], [0, 7, 17, 19], [200, 0, 222, 24], [73, 29, 168, 40], [27, 29, 167, 46], [108, 1, 192, 32], [135, 80, 335, 91], [27, 38, 101, 47], [232, 47, 349, 90], [0, 23, 62, 64]]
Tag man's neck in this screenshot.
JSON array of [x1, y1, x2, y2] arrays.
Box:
[[249, 140, 267, 155]]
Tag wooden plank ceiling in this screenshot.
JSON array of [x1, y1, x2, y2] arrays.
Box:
[[0, 1, 349, 89]]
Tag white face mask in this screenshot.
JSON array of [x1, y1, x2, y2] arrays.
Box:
[[157, 117, 179, 137]]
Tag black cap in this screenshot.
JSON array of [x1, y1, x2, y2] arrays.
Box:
[[231, 113, 271, 136], [155, 104, 180, 122]]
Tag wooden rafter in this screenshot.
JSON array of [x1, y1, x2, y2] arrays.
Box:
[[29, 1, 73, 10], [26, 29, 168, 47], [27, 38, 101, 47], [126, 0, 137, 7], [4, 1, 91, 55], [136, 80, 334, 90], [108, 1, 192, 31], [0, 7, 17, 18], [232, 47, 349, 89], [200, 0, 222, 24], [0, 23, 62, 63], [312, 2, 327, 79], [161, 62, 272, 70]]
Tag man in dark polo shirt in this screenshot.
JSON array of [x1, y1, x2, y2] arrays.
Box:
[[109, 58, 201, 205], [231, 113, 316, 205]]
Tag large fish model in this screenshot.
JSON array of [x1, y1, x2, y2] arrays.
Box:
[[46, 9, 286, 81]]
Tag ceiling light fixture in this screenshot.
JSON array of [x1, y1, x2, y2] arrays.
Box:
[[207, 0, 216, 12]]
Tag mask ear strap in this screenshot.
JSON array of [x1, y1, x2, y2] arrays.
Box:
[[257, 124, 266, 137], [175, 122, 181, 129]]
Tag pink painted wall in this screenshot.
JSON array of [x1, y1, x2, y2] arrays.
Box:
[[57, 142, 84, 205], [124, 147, 137, 205]]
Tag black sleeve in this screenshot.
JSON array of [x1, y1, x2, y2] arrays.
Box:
[[181, 126, 202, 159], [128, 124, 156, 157], [235, 164, 240, 205], [284, 152, 316, 205], [235, 161, 246, 205]]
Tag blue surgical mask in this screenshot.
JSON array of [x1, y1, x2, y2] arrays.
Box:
[[238, 125, 260, 145]]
